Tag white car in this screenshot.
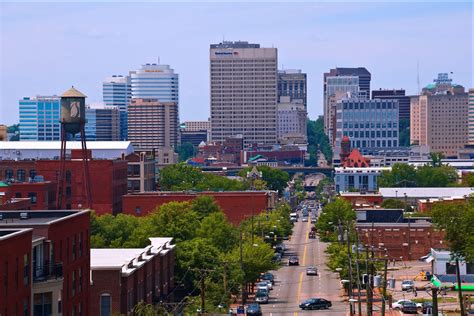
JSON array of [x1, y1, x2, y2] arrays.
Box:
[[392, 299, 414, 310], [263, 279, 273, 290], [257, 281, 271, 291]]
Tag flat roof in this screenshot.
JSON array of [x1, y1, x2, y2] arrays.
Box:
[[0, 141, 133, 150], [379, 187, 474, 198], [0, 228, 32, 241], [0, 210, 89, 227]]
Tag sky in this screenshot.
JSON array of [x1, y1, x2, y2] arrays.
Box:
[[0, 1, 472, 125]]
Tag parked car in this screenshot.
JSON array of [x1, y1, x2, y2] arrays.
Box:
[[306, 266, 318, 276], [261, 272, 274, 285], [246, 303, 262, 316], [299, 298, 332, 310], [401, 301, 418, 314], [302, 217, 308, 222], [289, 256, 299, 266], [262, 279, 273, 290], [392, 299, 415, 310], [254, 291, 268, 304], [272, 253, 282, 263], [256, 281, 270, 291], [311, 217, 317, 223], [256, 288, 269, 297], [401, 280, 415, 291]]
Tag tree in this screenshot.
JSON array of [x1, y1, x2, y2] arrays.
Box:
[[316, 199, 356, 242], [431, 203, 474, 261], [197, 212, 238, 253], [239, 166, 289, 194], [415, 165, 457, 187], [381, 198, 407, 209], [429, 152, 445, 167], [175, 142, 196, 162], [159, 163, 205, 191], [378, 163, 417, 187], [90, 213, 141, 248], [306, 118, 332, 165]]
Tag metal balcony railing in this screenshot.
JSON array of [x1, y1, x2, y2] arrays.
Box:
[[33, 262, 63, 283]]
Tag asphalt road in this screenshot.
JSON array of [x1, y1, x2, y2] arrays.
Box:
[[261, 217, 347, 316]]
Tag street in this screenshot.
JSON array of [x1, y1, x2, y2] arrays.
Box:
[[261, 217, 347, 316]]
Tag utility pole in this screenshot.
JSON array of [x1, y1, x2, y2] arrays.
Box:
[[381, 257, 388, 316], [369, 247, 375, 316], [354, 235, 362, 316], [365, 246, 372, 316], [456, 258, 466, 315], [432, 287, 438, 316], [346, 230, 354, 316], [240, 229, 246, 306]]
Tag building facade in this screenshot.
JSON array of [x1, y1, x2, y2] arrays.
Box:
[[410, 93, 468, 158], [122, 191, 277, 224], [179, 121, 210, 147], [130, 64, 179, 103], [125, 152, 156, 193], [181, 121, 210, 132], [128, 98, 179, 151], [277, 96, 307, 144], [90, 238, 175, 316], [468, 88, 474, 144], [334, 167, 389, 193], [323, 67, 371, 140], [372, 89, 411, 121], [277, 69, 307, 108], [83, 107, 120, 141], [210, 41, 278, 147], [335, 98, 399, 160], [19, 96, 61, 141], [103, 75, 131, 141], [0, 210, 91, 316]]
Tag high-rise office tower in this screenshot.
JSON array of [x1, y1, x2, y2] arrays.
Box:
[[323, 67, 371, 143], [277, 96, 307, 144], [130, 64, 179, 103], [127, 98, 179, 151], [469, 88, 474, 145], [278, 69, 307, 109], [19, 96, 61, 141], [83, 107, 120, 141], [103, 75, 131, 140], [410, 74, 468, 158], [210, 41, 278, 147], [372, 89, 410, 120]]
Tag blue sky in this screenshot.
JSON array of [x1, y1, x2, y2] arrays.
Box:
[[1, 1, 472, 125]]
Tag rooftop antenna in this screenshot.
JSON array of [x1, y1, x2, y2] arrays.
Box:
[[417, 60, 420, 94]]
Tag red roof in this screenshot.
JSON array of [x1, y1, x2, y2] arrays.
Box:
[[341, 148, 370, 167]]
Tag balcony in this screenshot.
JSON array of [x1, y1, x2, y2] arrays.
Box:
[[33, 263, 63, 283]]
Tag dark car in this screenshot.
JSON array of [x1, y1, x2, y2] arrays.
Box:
[[401, 301, 418, 314], [289, 256, 299, 266], [254, 291, 269, 304], [422, 302, 433, 314], [299, 298, 332, 310], [246, 303, 262, 316], [262, 272, 275, 285]]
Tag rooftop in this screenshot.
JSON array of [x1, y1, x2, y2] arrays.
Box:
[[0, 210, 89, 227], [379, 187, 474, 198], [0, 141, 133, 151], [61, 86, 87, 98], [0, 228, 32, 241]]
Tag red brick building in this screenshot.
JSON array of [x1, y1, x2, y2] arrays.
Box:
[[356, 221, 447, 260], [0, 228, 33, 316], [122, 191, 277, 224], [340, 192, 383, 209], [35, 159, 127, 215], [0, 210, 91, 315], [0, 181, 56, 210], [90, 238, 175, 315], [0, 157, 128, 215], [417, 197, 467, 213]]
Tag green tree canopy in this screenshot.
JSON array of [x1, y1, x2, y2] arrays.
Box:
[[175, 142, 196, 162], [197, 212, 239, 253], [306, 118, 332, 165], [239, 166, 289, 194], [316, 198, 356, 242]]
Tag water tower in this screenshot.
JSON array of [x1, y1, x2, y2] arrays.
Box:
[[56, 86, 92, 210]]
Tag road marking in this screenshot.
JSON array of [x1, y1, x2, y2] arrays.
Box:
[[296, 271, 304, 303], [293, 312, 298, 316]]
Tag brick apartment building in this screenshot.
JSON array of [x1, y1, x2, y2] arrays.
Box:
[[0, 228, 33, 316], [90, 238, 175, 315], [0, 210, 91, 315], [122, 191, 277, 224], [0, 181, 56, 210], [340, 192, 383, 209]]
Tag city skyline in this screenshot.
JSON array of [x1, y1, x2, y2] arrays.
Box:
[[1, 1, 472, 125]]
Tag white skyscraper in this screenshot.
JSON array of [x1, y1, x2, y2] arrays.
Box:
[[130, 64, 179, 103]]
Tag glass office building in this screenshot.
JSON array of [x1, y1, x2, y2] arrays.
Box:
[[103, 75, 131, 140], [19, 96, 61, 141]]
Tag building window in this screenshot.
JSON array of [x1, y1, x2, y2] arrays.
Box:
[[79, 233, 83, 257], [23, 299, 28, 316], [100, 294, 111, 316], [72, 270, 76, 296], [23, 254, 29, 285], [17, 169, 26, 182], [79, 268, 83, 293], [28, 192, 37, 204], [33, 292, 52, 316], [15, 192, 22, 198], [72, 235, 76, 261], [29, 169, 37, 180], [467, 262, 474, 274], [446, 262, 456, 275], [5, 169, 13, 180], [66, 170, 72, 185], [135, 206, 141, 215]]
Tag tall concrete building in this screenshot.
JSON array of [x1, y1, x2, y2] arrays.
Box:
[[278, 69, 307, 108], [410, 74, 468, 158], [127, 98, 179, 151], [103, 75, 131, 140], [210, 41, 278, 147], [372, 89, 410, 120], [334, 97, 399, 164], [323, 67, 371, 145], [19, 96, 60, 141], [277, 96, 307, 144], [83, 106, 120, 141], [469, 88, 474, 144]]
